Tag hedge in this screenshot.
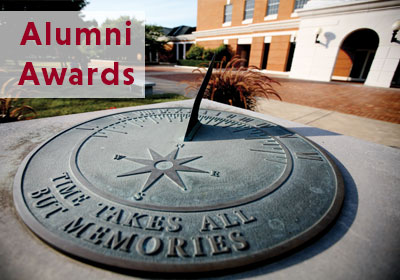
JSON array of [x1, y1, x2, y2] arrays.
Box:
[[177, 59, 226, 68]]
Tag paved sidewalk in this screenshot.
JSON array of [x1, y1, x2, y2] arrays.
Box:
[[256, 99, 400, 148], [147, 67, 400, 123], [146, 65, 400, 148]]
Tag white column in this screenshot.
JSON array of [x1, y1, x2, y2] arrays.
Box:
[[183, 43, 186, 60], [176, 43, 179, 61]]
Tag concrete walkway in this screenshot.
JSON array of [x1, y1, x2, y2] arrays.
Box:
[[146, 65, 400, 148], [256, 99, 400, 148]]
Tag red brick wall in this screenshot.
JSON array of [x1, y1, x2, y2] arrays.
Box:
[[197, 0, 226, 31], [197, 40, 225, 49], [278, 0, 295, 20], [196, 0, 298, 71], [249, 37, 265, 68], [197, 0, 297, 29], [253, 0, 268, 23], [229, 38, 239, 54], [267, 35, 291, 71]]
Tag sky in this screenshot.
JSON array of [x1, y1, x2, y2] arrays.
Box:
[[83, 0, 198, 28]]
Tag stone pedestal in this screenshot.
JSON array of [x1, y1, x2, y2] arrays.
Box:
[[0, 100, 399, 279]]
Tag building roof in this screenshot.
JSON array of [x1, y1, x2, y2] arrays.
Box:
[[167, 25, 196, 37], [161, 27, 172, 35]]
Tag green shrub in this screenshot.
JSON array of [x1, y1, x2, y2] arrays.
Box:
[[177, 59, 210, 67], [186, 44, 232, 61], [178, 59, 225, 68], [202, 49, 214, 60], [186, 45, 204, 60], [214, 44, 231, 61]]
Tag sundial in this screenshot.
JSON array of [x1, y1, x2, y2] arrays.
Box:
[[13, 56, 344, 273]]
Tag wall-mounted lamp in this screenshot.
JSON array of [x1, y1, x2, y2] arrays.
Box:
[[315, 27, 322, 44], [391, 20, 400, 43]]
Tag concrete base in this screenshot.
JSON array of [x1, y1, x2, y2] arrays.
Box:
[[256, 99, 400, 148], [0, 100, 399, 279]]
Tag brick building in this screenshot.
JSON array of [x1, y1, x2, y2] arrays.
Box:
[[194, 0, 307, 71], [193, 0, 400, 88]]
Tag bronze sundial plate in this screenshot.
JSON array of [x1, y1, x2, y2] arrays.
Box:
[[13, 108, 344, 273]]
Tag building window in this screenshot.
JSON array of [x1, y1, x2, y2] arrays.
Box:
[[266, 0, 280, 16], [224, 4, 232, 23], [243, 0, 255, 20], [293, 0, 308, 10]]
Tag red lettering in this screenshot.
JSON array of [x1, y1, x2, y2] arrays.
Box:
[[56, 28, 71, 45], [18, 62, 40, 85], [101, 62, 119, 85], [126, 21, 131, 45], [42, 68, 67, 85], [106, 28, 121, 45], [46, 22, 51, 45], [88, 68, 98, 85], [69, 68, 83, 85], [76, 28, 101, 45], [123, 68, 134, 85], [20, 22, 42, 45]]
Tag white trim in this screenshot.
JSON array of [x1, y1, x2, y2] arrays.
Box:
[[195, 30, 297, 42], [193, 19, 300, 38], [174, 41, 196, 44], [174, 65, 199, 70], [222, 21, 232, 27], [264, 14, 277, 21], [238, 37, 252, 44], [226, 0, 230, 4], [264, 36, 272, 43], [261, 69, 290, 77], [297, 0, 400, 18], [223, 39, 229, 44], [242, 18, 253, 25], [331, 75, 366, 82], [290, 12, 298, 18], [290, 32, 297, 42], [331, 75, 351, 81], [174, 34, 196, 41]]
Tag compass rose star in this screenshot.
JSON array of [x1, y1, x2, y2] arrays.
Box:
[[116, 148, 207, 200]]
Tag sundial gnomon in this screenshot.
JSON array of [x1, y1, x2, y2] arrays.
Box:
[[13, 56, 343, 273]]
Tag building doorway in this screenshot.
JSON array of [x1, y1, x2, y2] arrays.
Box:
[[237, 44, 251, 67], [391, 61, 400, 88], [285, 42, 296, 72], [332, 29, 379, 83], [262, 43, 270, 69]]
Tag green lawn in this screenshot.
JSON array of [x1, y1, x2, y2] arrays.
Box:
[[12, 94, 188, 119]]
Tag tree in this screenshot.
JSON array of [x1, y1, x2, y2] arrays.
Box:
[[145, 25, 169, 62], [0, 0, 88, 11]]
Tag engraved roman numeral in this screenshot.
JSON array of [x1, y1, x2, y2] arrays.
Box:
[[93, 131, 107, 138], [250, 148, 285, 155], [104, 129, 128, 134], [239, 117, 254, 123], [244, 136, 270, 140], [226, 114, 237, 119], [126, 119, 143, 127], [112, 114, 126, 120], [145, 115, 159, 124], [295, 152, 323, 161], [76, 127, 95, 131], [279, 134, 298, 139], [256, 123, 274, 129]]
